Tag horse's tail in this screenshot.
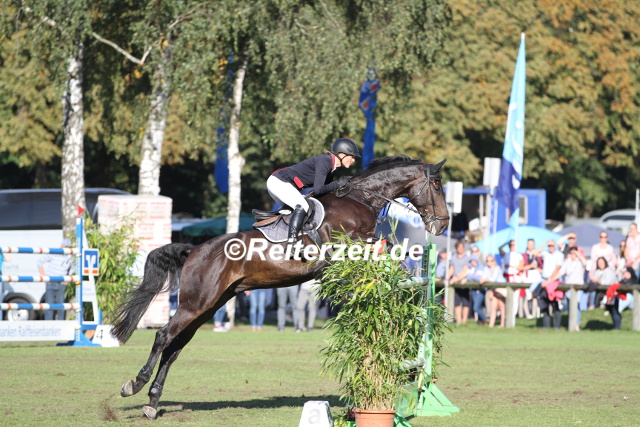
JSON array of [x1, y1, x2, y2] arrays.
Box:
[[111, 243, 192, 344]]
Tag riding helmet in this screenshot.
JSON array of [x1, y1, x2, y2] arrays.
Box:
[[331, 138, 361, 158]]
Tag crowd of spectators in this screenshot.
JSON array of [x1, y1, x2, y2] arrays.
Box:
[[207, 225, 638, 332], [435, 226, 638, 330]]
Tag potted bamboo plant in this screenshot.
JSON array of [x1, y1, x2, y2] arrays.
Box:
[[318, 234, 447, 427]]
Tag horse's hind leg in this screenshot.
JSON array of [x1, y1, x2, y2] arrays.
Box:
[[120, 323, 173, 397], [141, 317, 205, 419]]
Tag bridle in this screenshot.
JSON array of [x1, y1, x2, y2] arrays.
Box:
[[336, 165, 450, 227]]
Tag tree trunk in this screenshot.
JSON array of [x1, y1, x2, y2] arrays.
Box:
[[138, 48, 171, 196], [564, 197, 578, 222], [226, 56, 248, 234], [61, 41, 86, 238]]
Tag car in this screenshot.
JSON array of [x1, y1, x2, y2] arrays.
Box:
[[0, 188, 131, 321], [598, 209, 638, 236]]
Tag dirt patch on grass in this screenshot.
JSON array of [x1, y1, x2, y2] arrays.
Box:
[[100, 396, 118, 421]]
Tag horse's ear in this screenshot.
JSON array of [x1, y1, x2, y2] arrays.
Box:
[[433, 159, 446, 171], [424, 159, 446, 174]]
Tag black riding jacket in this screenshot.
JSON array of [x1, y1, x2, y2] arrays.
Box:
[[272, 154, 339, 196]]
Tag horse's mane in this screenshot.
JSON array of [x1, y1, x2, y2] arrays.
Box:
[[353, 155, 423, 180]]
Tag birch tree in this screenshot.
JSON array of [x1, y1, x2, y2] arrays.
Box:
[[61, 39, 85, 235], [225, 57, 248, 234], [6, 2, 90, 236]]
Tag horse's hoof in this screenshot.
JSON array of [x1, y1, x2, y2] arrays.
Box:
[[121, 380, 134, 397], [142, 406, 157, 420]]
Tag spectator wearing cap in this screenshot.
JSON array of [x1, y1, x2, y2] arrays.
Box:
[[558, 232, 585, 259], [466, 254, 486, 325], [37, 239, 74, 321], [536, 240, 565, 281]]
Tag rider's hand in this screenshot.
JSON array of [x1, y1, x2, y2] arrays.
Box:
[[337, 176, 351, 188]]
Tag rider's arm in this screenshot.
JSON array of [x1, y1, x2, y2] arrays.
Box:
[[312, 155, 339, 196]]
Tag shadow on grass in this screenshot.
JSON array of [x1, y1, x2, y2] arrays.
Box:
[[519, 313, 616, 331], [122, 394, 342, 419]]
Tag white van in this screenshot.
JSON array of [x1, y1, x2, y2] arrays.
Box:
[[0, 188, 130, 321], [598, 209, 638, 235]]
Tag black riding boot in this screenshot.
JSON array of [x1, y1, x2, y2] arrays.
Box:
[[286, 206, 306, 257]]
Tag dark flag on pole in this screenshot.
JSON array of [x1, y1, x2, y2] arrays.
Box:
[[214, 53, 234, 194], [359, 67, 380, 169], [214, 123, 229, 194]]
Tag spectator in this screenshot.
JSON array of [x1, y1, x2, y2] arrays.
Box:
[[499, 240, 524, 283], [247, 289, 268, 331], [605, 267, 636, 330], [558, 232, 585, 258], [624, 223, 640, 276], [213, 305, 227, 332], [519, 238, 542, 319], [277, 284, 300, 332], [498, 239, 524, 324], [482, 254, 507, 328], [296, 279, 320, 332], [534, 279, 564, 330], [589, 231, 617, 282], [537, 240, 565, 281], [435, 250, 448, 282], [616, 240, 628, 280], [0, 250, 11, 274], [589, 257, 617, 310], [449, 241, 471, 324], [544, 247, 587, 331], [466, 255, 485, 325], [37, 239, 74, 321], [470, 245, 483, 263]]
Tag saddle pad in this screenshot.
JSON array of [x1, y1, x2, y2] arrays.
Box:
[[256, 198, 324, 243]]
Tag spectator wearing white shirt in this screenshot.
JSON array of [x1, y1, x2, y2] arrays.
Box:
[[589, 231, 617, 282], [543, 247, 587, 331]]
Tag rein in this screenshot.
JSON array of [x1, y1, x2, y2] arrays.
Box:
[[336, 166, 450, 227]]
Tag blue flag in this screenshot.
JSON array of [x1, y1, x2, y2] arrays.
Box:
[[214, 123, 229, 194], [214, 53, 234, 194], [359, 67, 380, 169], [495, 33, 526, 232]]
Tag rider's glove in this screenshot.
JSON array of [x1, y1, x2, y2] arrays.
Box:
[[337, 176, 351, 189]]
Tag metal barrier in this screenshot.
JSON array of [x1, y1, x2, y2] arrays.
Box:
[[0, 217, 102, 346]]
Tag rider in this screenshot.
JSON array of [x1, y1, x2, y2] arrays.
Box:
[[267, 138, 360, 252]]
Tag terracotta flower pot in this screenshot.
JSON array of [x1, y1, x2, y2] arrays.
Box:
[[354, 408, 397, 427]]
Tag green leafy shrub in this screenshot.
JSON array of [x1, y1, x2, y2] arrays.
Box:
[[83, 217, 141, 322], [318, 233, 447, 411]]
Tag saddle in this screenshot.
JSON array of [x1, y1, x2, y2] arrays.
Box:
[[251, 197, 325, 244]]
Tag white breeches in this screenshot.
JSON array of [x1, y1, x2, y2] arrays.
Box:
[[266, 175, 309, 212]]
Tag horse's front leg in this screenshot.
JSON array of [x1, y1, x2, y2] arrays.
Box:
[[121, 324, 172, 397]]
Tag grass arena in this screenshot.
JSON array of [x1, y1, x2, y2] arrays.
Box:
[[0, 311, 638, 427]]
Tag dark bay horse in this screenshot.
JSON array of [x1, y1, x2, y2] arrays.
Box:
[[111, 155, 449, 419]]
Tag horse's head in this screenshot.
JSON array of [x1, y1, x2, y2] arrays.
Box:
[[410, 159, 449, 235], [348, 156, 449, 235]]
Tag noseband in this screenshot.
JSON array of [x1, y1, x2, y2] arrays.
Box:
[[337, 166, 450, 227]]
